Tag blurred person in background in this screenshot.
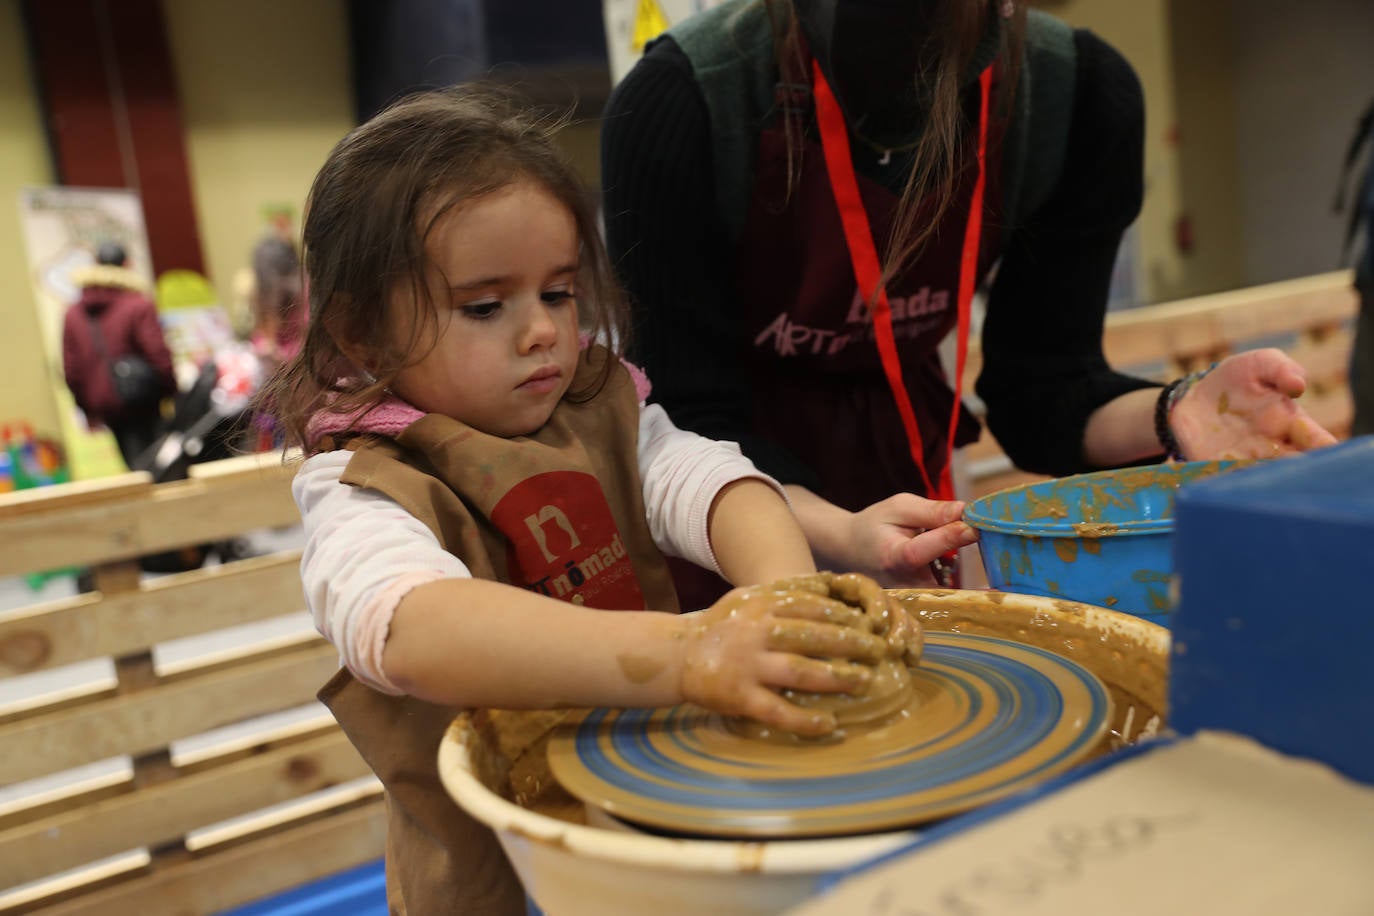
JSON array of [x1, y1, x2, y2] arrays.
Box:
[[250, 234, 306, 376], [61, 241, 177, 468]]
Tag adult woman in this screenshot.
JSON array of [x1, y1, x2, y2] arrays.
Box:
[[602, 0, 1334, 596]]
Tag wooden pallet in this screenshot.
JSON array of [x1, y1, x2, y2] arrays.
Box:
[[0, 453, 384, 915]]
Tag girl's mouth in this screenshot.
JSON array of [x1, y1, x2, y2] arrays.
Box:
[[519, 365, 562, 393]]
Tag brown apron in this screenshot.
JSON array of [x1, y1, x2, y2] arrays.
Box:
[[319, 346, 679, 914]]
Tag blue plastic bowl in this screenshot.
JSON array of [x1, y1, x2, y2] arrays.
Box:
[[964, 461, 1246, 625]]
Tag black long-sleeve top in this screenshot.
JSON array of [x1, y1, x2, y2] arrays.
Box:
[[602, 29, 1160, 490]]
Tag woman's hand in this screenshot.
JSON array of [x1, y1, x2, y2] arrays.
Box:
[[678, 580, 890, 736], [1170, 349, 1337, 460]]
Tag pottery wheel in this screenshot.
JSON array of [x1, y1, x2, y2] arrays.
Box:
[[547, 632, 1112, 838]]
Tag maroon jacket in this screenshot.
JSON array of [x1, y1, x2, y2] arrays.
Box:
[[62, 268, 177, 424]]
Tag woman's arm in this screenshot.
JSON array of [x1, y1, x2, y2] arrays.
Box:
[[1080, 388, 1165, 467], [978, 31, 1162, 476]]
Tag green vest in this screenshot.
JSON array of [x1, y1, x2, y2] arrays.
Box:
[[667, 0, 1076, 245]]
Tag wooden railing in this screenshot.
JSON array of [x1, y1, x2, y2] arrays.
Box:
[[0, 453, 383, 915]]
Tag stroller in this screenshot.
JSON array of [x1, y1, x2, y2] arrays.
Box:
[[128, 344, 266, 572], [134, 346, 260, 483]]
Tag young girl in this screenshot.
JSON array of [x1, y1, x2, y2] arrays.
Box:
[[264, 86, 914, 914]]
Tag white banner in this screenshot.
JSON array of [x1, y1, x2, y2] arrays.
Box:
[[17, 186, 154, 478]]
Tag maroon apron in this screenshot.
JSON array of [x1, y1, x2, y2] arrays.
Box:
[[672, 59, 1006, 609]]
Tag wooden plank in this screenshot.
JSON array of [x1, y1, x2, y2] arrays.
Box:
[[155, 624, 320, 678], [186, 777, 382, 852], [186, 449, 299, 481], [0, 766, 131, 831], [957, 273, 1358, 482], [1099, 271, 1357, 366], [1, 732, 370, 888], [971, 468, 1048, 500], [0, 463, 300, 578], [1286, 326, 1355, 387], [0, 552, 305, 677], [0, 851, 150, 914], [172, 707, 336, 771], [0, 644, 340, 785], [1300, 388, 1355, 437], [0, 473, 151, 521], [961, 429, 1004, 463], [963, 270, 1357, 387], [30, 800, 386, 916]]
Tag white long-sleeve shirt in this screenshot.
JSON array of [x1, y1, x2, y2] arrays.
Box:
[[294, 402, 784, 693]]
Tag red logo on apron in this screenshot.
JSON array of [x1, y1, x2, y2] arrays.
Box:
[[489, 470, 646, 610]]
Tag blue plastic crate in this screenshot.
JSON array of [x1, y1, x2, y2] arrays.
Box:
[[1171, 436, 1374, 785]]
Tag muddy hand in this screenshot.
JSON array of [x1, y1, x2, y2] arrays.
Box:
[[680, 584, 889, 737], [829, 572, 924, 667], [765, 572, 923, 667], [1170, 349, 1337, 460]]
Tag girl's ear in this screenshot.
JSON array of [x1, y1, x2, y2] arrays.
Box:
[[334, 338, 384, 379], [322, 308, 376, 376]]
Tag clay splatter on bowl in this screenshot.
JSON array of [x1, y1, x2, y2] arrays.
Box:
[[964, 461, 1251, 623]]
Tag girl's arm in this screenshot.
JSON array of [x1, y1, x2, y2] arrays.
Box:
[[381, 578, 685, 709], [784, 485, 978, 587], [296, 448, 886, 735], [637, 402, 812, 583], [383, 573, 886, 736], [706, 477, 814, 585]]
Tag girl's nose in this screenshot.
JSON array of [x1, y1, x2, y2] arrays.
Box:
[[519, 302, 559, 353]]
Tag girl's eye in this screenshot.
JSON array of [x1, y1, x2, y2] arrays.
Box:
[[541, 289, 575, 305], [461, 300, 501, 319]]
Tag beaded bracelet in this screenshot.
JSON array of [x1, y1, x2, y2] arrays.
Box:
[[1154, 363, 1217, 461]]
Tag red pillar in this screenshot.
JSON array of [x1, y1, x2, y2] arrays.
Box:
[[24, 0, 206, 276]]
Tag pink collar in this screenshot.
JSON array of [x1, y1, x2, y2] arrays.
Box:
[[305, 394, 424, 449], [304, 341, 652, 450]]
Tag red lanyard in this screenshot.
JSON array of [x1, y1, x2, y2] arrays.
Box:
[[812, 59, 992, 501]]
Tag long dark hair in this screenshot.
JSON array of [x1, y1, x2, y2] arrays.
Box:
[[764, 0, 1025, 289], [258, 84, 627, 452]]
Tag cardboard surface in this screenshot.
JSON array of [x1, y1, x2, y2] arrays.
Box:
[[788, 731, 1374, 915]]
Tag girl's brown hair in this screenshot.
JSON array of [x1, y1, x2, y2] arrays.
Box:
[[764, 0, 1024, 289], [258, 84, 628, 452]]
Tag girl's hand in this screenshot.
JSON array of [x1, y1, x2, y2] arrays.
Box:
[[842, 494, 979, 587], [769, 571, 924, 666], [1170, 349, 1337, 460], [678, 580, 891, 736]]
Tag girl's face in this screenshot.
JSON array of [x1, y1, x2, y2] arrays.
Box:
[[388, 180, 582, 437]]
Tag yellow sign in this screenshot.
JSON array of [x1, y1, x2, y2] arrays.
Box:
[[631, 0, 670, 52]]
